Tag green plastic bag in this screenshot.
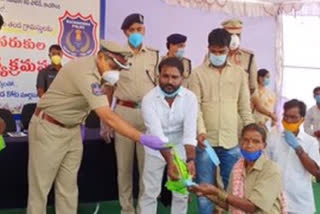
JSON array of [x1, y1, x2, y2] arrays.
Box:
[[0, 135, 6, 152], [165, 144, 192, 195]]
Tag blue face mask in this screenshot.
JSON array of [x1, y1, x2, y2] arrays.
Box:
[[209, 53, 227, 67], [160, 86, 181, 98], [240, 148, 262, 162], [128, 32, 144, 48], [175, 48, 184, 58], [315, 95, 320, 104], [263, 78, 271, 86]]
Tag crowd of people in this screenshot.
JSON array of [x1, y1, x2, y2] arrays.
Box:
[[1, 12, 320, 214]]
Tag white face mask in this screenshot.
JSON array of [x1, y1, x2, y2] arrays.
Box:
[[102, 70, 120, 86], [229, 34, 240, 51]]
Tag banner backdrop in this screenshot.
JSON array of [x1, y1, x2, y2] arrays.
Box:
[[0, 0, 100, 113]]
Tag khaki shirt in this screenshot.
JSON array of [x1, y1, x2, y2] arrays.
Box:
[[188, 59, 253, 148], [114, 44, 159, 102], [229, 48, 258, 92], [38, 56, 108, 126], [228, 155, 282, 214], [161, 55, 192, 88]]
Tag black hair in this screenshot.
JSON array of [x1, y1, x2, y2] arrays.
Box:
[[241, 123, 267, 143], [257, 68, 269, 81], [208, 28, 231, 47], [0, 14, 3, 29], [166, 42, 170, 50], [49, 44, 62, 52], [158, 57, 184, 75], [313, 86, 320, 94], [284, 99, 306, 117]]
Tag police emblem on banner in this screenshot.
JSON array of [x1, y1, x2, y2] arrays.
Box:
[[58, 11, 98, 58]]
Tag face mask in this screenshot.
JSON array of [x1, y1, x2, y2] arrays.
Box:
[[240, 148, 262, 162], [160, 86, 181, 98], [315, 95, 320, 104], [51, 55, 62, 65], [282, 119, 303, 133], [128, 32, 144, 48], [263, 78, 271, 86], [229, 34, 240, 51], [175, 48, 184, 58], [102, 70, 120, 86], [209, 53, 227, 67]]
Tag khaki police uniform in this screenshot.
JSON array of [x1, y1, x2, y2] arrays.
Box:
[[114, 44, 159, 214], [161, 55, 192, 88], [27, 55, 109, 214], [229, 48, 257, 93], [222, 18, 258, 93]]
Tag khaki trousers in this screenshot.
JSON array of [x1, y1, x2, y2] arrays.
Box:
[[114, 105, 145, 214], [27, 114, 83, 214]]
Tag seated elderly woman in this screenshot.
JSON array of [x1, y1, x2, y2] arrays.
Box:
[[190, 124, 287, 214]]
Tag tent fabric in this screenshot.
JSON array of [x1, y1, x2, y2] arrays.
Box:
[[163, 0, 320, 16]]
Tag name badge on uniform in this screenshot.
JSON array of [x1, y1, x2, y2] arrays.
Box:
[[91, 83, 104, 96]]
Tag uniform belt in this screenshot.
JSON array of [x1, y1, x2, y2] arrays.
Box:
[[116, 99, 141, 109], [34, 108, 66, 128]]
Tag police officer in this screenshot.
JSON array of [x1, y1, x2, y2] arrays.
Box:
[[27, 40, 165, 214], [221, 18, 258, 95], [107, 13, 160, 214], [162, 33, 192, 88]]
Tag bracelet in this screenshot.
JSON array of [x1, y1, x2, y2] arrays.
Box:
[[217, 189, 229, 202]]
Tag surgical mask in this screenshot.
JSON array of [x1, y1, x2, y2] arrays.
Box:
[[102, 70, 120, 86], [229, 34, 240, 51], [240, 148, 262, 162], [263, 78, 271, 86], [160, 86, 181, 98], [128, 32, 144, 48], [315, 95, 320, 104], [209, 53, 227, 67], [175, 48, 184, 58], [51, 55, 62, 65], [282, 119, 303, 133]]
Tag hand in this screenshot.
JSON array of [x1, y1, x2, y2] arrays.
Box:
[[140, 134, 165, 150], [100, 123, 114, 143], [197, 133, 207, 149], [187, 160, 196, 179], [270, 112, 278, 123], [284, 131, 300, 150], [188, 183, 218, 196], [314, 130, 320, 138], [168, 162, 179, 181]]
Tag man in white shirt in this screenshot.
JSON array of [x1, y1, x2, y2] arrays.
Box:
[[266, 99, 320, 214], [140, 57, 198, 214], [304, 86, 320, 144]]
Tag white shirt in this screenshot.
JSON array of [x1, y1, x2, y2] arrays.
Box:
[[141, 86, 198, 158], [304, 105, 320, 143], [265, 129, 320, 213]]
